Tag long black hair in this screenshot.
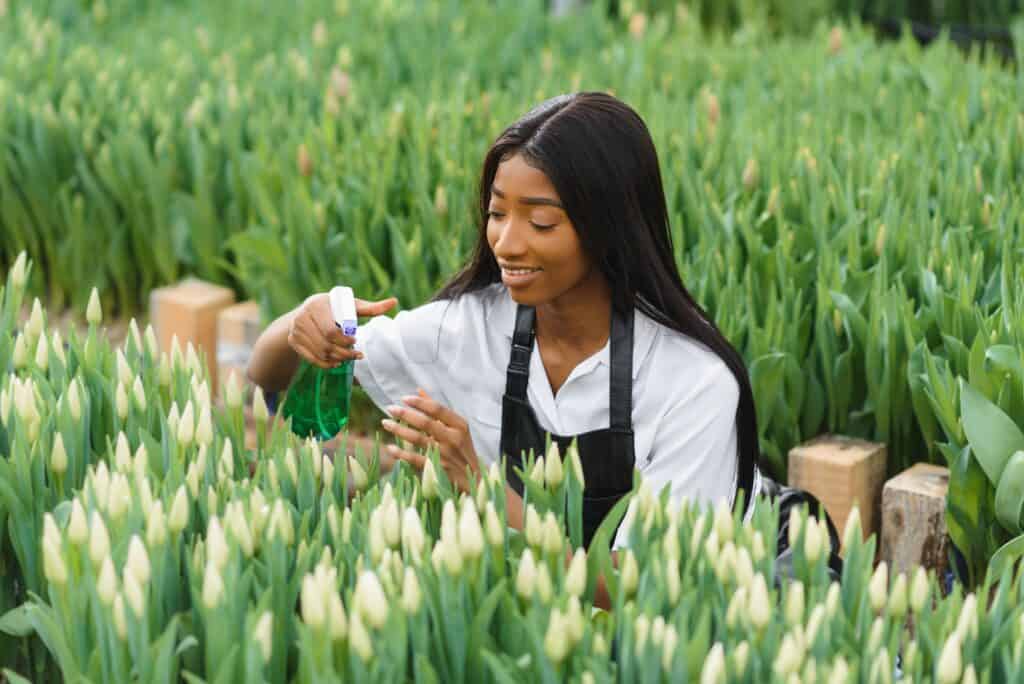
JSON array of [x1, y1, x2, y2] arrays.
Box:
[[433, 92, 760, 506]]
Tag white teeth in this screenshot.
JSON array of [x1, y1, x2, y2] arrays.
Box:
[[503, 267, 540, 275]]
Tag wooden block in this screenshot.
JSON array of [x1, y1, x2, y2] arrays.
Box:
[[217, 301, 261, 394], [788, 434, 887, 540], [150, 278, 235, 393], [880, 463, 950, 576]]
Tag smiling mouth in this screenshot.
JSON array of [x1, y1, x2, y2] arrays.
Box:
[[502, 267, 542, 275]]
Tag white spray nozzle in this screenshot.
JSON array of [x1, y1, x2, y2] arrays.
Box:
[[329, 286, 358, 336]]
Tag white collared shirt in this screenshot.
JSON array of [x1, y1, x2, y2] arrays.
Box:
[[353, 282, 741, 547]]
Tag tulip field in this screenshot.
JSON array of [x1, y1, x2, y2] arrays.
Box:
[[4, 0, 1024, 680], [2, 260, 1024, 682]]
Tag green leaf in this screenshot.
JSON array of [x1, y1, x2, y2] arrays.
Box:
[[960, 379, 1024, 485], [994, 451, 1024, 535], [1, 669, 32, 684], [0, 604, 33, 637], [989, 534, 1024, 581]]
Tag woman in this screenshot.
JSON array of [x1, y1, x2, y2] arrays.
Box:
[[247, 92, 761, 550]]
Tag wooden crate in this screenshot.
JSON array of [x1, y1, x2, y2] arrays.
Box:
[[880, 463, 950, 576], [150, 278, 235, 393], [217, 301, 262, 395], [788, 434, 887, 540]]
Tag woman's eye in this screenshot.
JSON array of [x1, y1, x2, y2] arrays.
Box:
[[531, 222, 556, 231], [487, 210, 505, 220]]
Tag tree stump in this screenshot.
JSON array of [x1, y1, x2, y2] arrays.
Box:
[[880, 463, 950, 577]]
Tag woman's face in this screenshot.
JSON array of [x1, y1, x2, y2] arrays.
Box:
[[486, 153, 599, 306]]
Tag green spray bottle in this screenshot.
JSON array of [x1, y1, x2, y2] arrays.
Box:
[[281, 286, 357, 440]]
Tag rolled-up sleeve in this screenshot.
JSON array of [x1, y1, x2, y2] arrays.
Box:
[[353, 300, 458, 413], [613, 362, 740, 549]]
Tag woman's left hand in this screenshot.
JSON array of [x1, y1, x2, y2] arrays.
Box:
[[380, 388, 482, 493]]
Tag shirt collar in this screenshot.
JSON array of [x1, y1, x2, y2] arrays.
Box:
[[483, 283, 656, 381]]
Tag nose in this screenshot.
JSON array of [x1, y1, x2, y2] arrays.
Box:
[[490, 216, 529, 260]]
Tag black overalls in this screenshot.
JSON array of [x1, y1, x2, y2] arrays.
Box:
[[497, 302, 762, 552]]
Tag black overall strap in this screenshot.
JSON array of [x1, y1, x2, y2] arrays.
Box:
[[506, 305, 536, 401], [608, 305, 634, 434]]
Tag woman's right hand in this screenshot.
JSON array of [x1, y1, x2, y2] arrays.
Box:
[[287, 292, 399, 369]]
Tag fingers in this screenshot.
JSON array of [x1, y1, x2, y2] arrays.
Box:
[[402, 390, 469, 433], [355, 297, 399, 317], [380, 417, 436, 450], [385, 444, 426, 471], [384, 402, 462, 446]]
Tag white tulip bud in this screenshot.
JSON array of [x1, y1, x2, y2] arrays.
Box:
[[128, 318, 143, 352], [206, 517, 229, 570], [185, 343, 202, 378], [400, 507, 425, 561], [125, 535, 151, 585], [484, 501, 503, 547], [26, 298, 44, 340], [956, 593, 978, 640], [51, 330, 66, 365], [86, 288, 102, 325], [544, 442, 563, 488], [168, 485, 190, 533], [132, 377, 146, 412], [224, 371, 243, 410], [529, 456, 545, 487], [348, 455, 368, 491], [804, 518, 824, 563], [43, 536, 68, 586], [252, 386, 269, 423], [254, 612, 273, 662], [487, 462, 502, 488], [935, 632, 962, 684], [10, 251, 28, 290], [34, 333, 49, 371], [524, 505, 543, 548], [192, 404, 212, 447], [50, 434, 68, 475], [458, 500, 485, 560], [147, 501, 167, 547], [110, 592, 127, 640], [401, 567, 421, 614], [144, 324, 159, 359], [825, 581, 841, 617], [97, 555, 118, 605], [541, 511, 563, 556], [177, 401, 195, 446], [12, 334, 28, 369], [785, 581, 804, 626], [842, 505, 862, 550], [349, 610, 373, 661], [704, 530, 720, 560], [806, 604, 826, 645], [565, 548, 587, 597], [732, 641, 750, 677], [962, 664, 978, 684], [773, 631, 803, 678], [516, 549, 537, 599], [788, 506, 803, 549], [355, 570, 389, 629], [300, 574, 326, 628], [68, 499, 88, 545], [700, 642, 725, 684], [634, 614, 650, 655], [869, 562, 888, 614], [543, 609, 570, 663], [382, 497, 401, 549], [115, 431, 132, 472], [734, 547, 754, 588], [202, 562, 224, 608], [116, 349, 132, 387], [713, 499, 734, 543], [158, 354, 171, 387], [107, 474, 131, 520], [185, 462, 201, 498], [566, 442, 585, 487], [442, 536, 463, 576], [867, 616, 885, 653], [123, 567, 146, 617], [89, 512, 110, 566], [593, 633, 608, 656], [749, 573, 771, 630], [910, 566, 929, 613], [421, 458, 439, 499], [620, 550, 639, 597], [888, 573, 908, 619], [665, 558, 681, 605], [328, 592, 347, 641], [67, 378, 82, 421]]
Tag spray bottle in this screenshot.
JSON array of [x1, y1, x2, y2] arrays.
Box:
[[281, 286, 357, 440]]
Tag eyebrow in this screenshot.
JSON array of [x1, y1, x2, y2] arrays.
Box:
[[491, 185, 564, 209]]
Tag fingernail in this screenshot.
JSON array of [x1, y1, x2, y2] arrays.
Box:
[[381, 418, 396, 429], [386, 444, 399, 454], [400, 395, 418, 403], [385, 405, 402, 415]]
